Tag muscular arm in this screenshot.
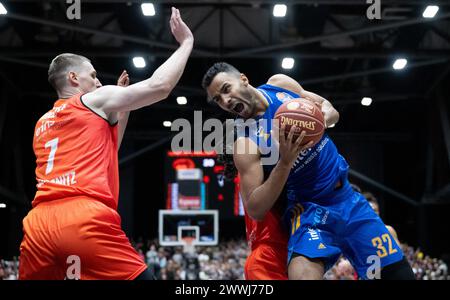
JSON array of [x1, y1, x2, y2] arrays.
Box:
[[268, 74, 340, 127], [84, 41, 192, 115], [115, 71, 130, 149], [117, 111, 130, 149], [82, 8, 193, 122], [234, 137, 293, 221]]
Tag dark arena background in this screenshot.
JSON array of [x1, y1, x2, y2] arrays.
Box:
[[0, 0, 449, 282]]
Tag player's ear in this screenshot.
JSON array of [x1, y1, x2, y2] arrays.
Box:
[[68, 71, 78, 87], [240, 73, 249, 86]]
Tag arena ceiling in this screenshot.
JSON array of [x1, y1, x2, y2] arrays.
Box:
[[0, 0, 450, 207]]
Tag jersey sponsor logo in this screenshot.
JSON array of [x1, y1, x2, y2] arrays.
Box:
[[318, 243, 326, 249], [36, 104, 68, 137], [313, 207, 324, 224], [35, 120, 56, 137], [41, 111, 57, 120], [292, 148, 313, 169], [313, 207, 329, 225], [292, 137, 329, 171], [280, 116, 316, 130], [256, 126, 271, 141], [37, 170, 77, 188], [307, 227, 320, 241], [276, 92, 287, 101], [40, 103, 67, 120]]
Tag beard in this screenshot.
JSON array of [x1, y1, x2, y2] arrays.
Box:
[[238, 88, 256, 119]]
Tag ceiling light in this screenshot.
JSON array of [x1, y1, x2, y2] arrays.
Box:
[[273, 4, 287, 17], [281, 57, 295, 69], [141, 3, 156, 16], [133, 57, 146, 68], [361, 97, 372, 106], [423, 5, 439, 18], [177, 96, 187, 105], [393, 58, 407, 70]]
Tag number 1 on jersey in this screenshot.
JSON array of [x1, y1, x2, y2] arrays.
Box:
[[45, 138, 59, 175]]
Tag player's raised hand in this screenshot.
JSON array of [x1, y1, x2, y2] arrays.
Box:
[[170, 7, 194, 46], [117, 70, 129, 87]]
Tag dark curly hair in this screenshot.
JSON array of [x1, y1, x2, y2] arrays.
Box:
[[216, 120, 238, 181]]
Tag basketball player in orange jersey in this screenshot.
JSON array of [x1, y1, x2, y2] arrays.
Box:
[[19, 7, 193, 280], [218, 153, 289, 279]]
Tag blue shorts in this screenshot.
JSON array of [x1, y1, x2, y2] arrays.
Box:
[[286, 186, 404, 279]]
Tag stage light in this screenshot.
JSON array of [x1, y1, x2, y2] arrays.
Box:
[[0, 203, 6, 208], [163, 121, 172, 127]]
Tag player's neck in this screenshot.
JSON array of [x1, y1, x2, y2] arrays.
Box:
[[58, 87, 83, 100], [252, 87, 269, 116]]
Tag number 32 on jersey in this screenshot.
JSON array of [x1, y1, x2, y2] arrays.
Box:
[[371, 233, 398, 258]]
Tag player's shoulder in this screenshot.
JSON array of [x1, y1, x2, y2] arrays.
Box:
[[386, 224, 397, 234], [267, 74, 294, 85], [266, 74, 303, 94]]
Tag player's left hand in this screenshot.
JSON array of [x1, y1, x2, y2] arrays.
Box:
[[299, 89, 338, 128], [117, 70, 130, 87]]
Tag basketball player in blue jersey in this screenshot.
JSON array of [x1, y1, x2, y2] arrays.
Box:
[[202, 62, 415, 280]]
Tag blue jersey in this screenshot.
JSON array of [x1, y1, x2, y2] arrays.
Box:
[[238, 84, 350, 204], [237, 84, 404, 276]]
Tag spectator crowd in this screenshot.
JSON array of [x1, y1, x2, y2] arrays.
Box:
[[1, 238, 448, 280]]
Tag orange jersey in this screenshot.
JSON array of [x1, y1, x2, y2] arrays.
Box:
[[244, 244, 288, 280], [32, 93, 119, 210], [20, 197, 147, 280], [244, 205, 289, 280], [244, 204, 289, 251]]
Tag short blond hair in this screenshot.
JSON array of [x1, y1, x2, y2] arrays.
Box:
[[48, 53, 90, 91]]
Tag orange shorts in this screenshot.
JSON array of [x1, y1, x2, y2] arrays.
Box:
[[244, 243, 288, 280], [19, 197, 147, 280]]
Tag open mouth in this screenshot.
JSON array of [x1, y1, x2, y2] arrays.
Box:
[[233, 103, 244, 114]]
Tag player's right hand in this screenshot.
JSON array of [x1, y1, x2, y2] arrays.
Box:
[[276, 124, 314, 168], [170, 7, 194, 46]]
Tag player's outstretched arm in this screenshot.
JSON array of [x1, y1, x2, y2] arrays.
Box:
[[116, 70, 130, 149], [83, 7, 193, 116], [268, 74, 340, 128], [235, 126, 312, 221]]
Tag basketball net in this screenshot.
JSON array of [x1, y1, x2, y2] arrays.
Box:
[[181, 237, 196, 254]]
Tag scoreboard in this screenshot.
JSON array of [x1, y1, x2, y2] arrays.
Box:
[[165, 151, 244, 219]]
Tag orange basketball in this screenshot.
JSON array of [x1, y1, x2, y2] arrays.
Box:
[[274, 98, 325, 146]]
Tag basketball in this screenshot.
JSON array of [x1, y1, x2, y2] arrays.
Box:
[[274, 98, 325, 146]]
